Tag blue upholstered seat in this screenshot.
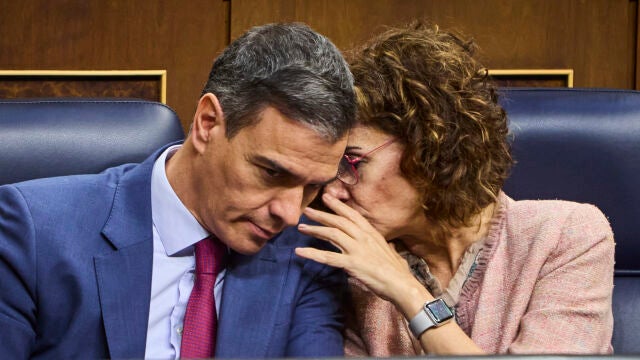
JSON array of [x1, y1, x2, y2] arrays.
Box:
[[0, 98, 184, 185], [0, 92, 637, 353], [501, 88, 640, 354]]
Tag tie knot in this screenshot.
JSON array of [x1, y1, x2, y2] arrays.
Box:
[[194, 236, 226, 275]]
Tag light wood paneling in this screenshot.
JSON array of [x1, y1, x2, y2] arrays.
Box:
[[230, 0, 636, 89]]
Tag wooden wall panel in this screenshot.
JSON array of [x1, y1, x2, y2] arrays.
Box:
[[0, 0, 230, 131], [0, 0, 637, 127], [0, 71, 165, 102], [230, 0, 636, 89], [636, 1, 640, 90]]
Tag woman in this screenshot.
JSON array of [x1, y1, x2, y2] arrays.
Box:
[[295, 21, 614, 355]]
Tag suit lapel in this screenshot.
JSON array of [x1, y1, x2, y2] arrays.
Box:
[[216, 243, 291, 358], [94, 151, 159, 359], [94, 242, 153, 359]]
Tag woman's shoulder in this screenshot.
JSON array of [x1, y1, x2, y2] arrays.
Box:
[[498, 192, 614, 252], [503, 193, 609, 227]]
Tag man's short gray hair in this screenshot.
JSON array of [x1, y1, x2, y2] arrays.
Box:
[[201, 22, 355, 142]]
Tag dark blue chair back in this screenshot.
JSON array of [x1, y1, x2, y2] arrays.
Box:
[[500, 88, 640, 354], [0, 98, 185, 185]]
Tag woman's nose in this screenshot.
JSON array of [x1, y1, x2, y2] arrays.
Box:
[[323, 179, 350, 202]]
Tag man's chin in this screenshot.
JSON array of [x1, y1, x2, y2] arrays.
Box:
[[228, 237, 270, 255], [215, 222, 282, 255]]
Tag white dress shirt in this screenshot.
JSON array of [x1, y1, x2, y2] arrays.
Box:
[[144, 145, 226, 359]]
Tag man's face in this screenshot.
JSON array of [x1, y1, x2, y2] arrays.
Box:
[[189, 105, 346, 255]]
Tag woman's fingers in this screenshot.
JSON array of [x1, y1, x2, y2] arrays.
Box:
[[294, 247, 345, 268], [303, 206, 363, 241], [298, 223, 351, 252], [319, 193, 360, 219], [302, 194, 393, 257], [303, 195, 379, 241], [320, 193, 379, 233]]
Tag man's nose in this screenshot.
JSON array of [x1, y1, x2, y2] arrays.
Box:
[[270, 187, 306, 227]]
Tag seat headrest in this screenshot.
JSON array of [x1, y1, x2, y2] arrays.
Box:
[[500, 88, 640, 271], [0, 98, 185, 185]]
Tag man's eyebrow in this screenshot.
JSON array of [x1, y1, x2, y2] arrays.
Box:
[[253, 154, 337, 185], [253, 155, 294, 176]]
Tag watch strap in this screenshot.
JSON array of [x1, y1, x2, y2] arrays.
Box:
[[408, 304, 436, 338], [408, 298, 453, 338]]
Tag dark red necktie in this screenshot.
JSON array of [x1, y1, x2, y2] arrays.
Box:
[[181, 236, 226, 358]]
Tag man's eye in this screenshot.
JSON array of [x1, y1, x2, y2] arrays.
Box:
[[263, 167, 282, 178]]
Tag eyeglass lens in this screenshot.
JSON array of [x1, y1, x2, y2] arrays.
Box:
[[336, 138, 395, 185], [337, 155, 359, 185]]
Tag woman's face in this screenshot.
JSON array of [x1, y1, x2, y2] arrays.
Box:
[[324, 125, 427, 239]]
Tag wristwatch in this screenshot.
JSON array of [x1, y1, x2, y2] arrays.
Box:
[[408, 298, 454, 338]]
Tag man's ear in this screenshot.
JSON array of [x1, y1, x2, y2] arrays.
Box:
[[191, 93, 225, 153]]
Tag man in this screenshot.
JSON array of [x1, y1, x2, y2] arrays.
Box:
[[0, 23, 355, 359]]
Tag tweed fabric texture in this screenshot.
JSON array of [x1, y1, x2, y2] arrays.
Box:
[[404, 238, 485, 308], [181, 236, 226, 358], [344, 192, 614, 355]]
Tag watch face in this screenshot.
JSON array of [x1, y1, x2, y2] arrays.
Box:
[[426, 299, 453, 323]]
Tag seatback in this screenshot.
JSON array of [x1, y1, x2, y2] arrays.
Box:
[[500, 88, 640, 354], [0, 98, 185, 185]]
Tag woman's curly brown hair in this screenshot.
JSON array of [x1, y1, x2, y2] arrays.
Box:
[[348, 21, 513, 229]]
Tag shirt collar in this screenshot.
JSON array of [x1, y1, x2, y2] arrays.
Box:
[[151, 145, 209, 256]]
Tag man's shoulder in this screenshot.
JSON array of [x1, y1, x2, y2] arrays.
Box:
[[7, 162, 137, 197], [0, 162, 145, 226]]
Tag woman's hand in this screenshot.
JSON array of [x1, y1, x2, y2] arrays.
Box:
[[297, 193, 485, 355], [295, 193, 425, 304]]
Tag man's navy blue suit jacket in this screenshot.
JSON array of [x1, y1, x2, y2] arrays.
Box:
[[0, 145, 345, 359]]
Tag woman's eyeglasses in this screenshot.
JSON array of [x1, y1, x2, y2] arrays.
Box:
[[336, 138, 396, 185]]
